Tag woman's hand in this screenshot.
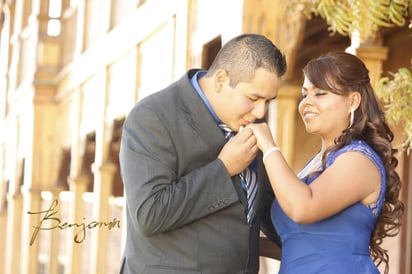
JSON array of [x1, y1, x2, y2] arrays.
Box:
[[246, 122, 277, 152]]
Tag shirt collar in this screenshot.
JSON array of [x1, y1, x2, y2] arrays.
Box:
[[190, 70, 221, 123]]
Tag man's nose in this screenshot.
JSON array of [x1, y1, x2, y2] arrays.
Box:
[[252, 102, 266, 119]]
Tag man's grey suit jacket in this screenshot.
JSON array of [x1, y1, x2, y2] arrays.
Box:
[[119, 69, 278, 274]]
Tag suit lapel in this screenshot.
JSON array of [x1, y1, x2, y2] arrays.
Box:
[[178, 70, 248, 211], [178, 70, 226, 159]]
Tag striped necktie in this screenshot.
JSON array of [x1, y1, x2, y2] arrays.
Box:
[[218, 124, 258, 223]]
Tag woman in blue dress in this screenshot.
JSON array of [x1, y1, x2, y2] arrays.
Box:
[[248, 52, 404, 274]]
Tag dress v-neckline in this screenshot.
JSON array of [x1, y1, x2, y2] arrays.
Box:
[[297, 152, 323, 179]]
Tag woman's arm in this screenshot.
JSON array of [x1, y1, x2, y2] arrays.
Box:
[[248, 123, 381, 224]]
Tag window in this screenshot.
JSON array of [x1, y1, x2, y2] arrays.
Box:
[[47, 0, 61, 36]]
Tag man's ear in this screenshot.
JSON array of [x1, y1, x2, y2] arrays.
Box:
[[214, 69, 228, 92]]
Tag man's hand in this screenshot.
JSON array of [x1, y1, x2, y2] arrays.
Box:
[[218, 127, 258, 176]]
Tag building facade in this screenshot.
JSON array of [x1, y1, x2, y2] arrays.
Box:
[[0, 0, 411, 273]]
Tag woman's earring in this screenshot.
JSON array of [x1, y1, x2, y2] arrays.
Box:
[[349, 107, 354, 128]]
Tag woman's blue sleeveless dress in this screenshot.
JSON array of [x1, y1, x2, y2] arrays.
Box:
[[271, 141, 386, 274]]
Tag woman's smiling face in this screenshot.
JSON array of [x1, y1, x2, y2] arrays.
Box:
[[298, 76, 352, 144]]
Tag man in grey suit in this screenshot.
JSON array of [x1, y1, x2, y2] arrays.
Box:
[[119, 33, 287, 274]]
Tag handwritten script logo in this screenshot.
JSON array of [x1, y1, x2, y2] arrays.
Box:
[[27, 199, 120, 245]]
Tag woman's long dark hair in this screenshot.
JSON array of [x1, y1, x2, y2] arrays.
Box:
[[303, 52, 404, 274]]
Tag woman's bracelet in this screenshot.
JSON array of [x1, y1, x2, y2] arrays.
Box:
[[263, 146, 280, 162]]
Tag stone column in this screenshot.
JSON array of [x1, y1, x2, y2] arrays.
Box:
[[66, 175, 89, 274], [356, 46, 388, 86], [20, 186, 42, 274], [0, 209, 6, 273], [47, 188, 65, 274], [242, 0, 305, 81], [270, 85, 302, 164], [5, 192, 23, 274], [89, 162, 116, 274], [242, 0, 286, 40]]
